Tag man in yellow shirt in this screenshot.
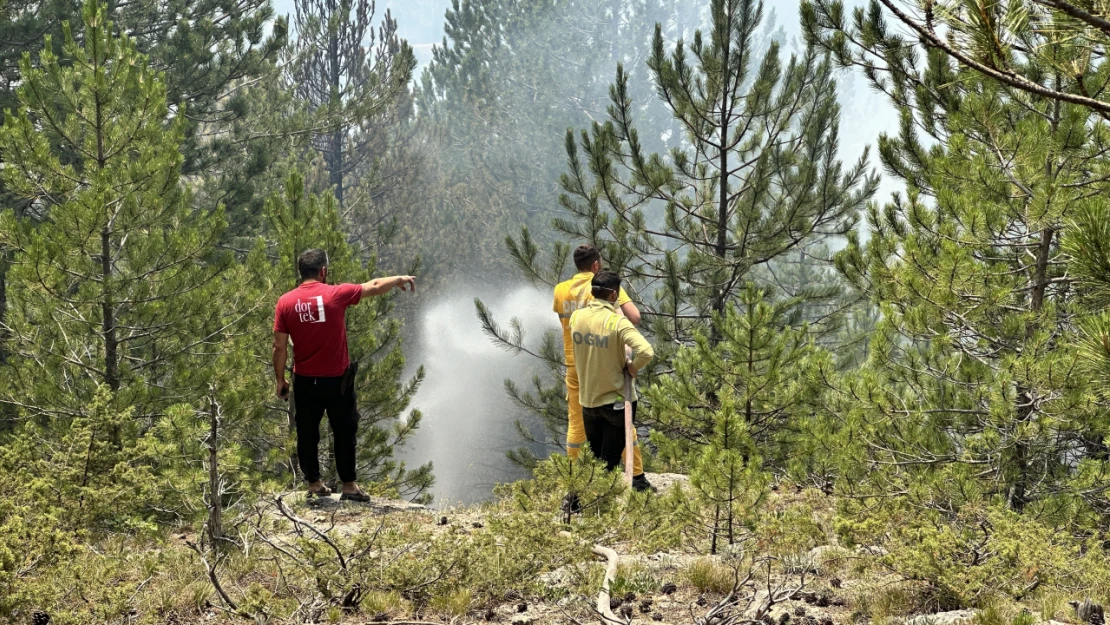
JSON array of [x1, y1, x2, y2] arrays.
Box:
[[553, 244, 653, 491], [570, 270, 654, 479]]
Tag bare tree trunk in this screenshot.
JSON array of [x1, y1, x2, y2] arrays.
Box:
[[206, 395, 223, 548], [206, 396, 224, 548]]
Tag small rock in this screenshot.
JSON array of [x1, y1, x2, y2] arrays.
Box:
[[516, 602, 528, 613], [697, 595, 708, 607], [830, 578, 842, 589], [437, 516, 448, 526], [795, 607, 807, 617], [905, 610, 978, 625], [610, 597, 623, 610], [661, 582, 678, 595], [653, 614, 664, 622]]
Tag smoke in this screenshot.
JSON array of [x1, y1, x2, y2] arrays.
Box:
[[397, 283, 557, 507]]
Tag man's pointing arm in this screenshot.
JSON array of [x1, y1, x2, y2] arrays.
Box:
[[361, 275, 416, 298]]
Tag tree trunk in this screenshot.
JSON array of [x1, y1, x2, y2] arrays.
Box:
[[206, 397, 224, 549], [328, 0, 344, 208]]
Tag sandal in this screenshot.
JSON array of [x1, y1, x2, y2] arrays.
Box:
[[307, 485, 332, 497], [339, 491, 371, 503]]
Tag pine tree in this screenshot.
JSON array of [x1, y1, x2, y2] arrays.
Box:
[[647, 286, 805, 551], [801, 9, 1110, 516], [0, 0, 277, 534], [0, 0, 288, 379], [289, 0, 416, 212], [557, 0, 876, 356], [802, 0, 1110, 116], [0, 0, 233, 423], [265, 173, 433, 501], [484, 0, 876, 460]]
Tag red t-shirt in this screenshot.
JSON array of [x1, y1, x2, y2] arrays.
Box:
[[273, 281, 363, 378]]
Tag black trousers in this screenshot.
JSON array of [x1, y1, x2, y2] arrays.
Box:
[[582, 401, 637, 472], [294, 374, 358, 483]]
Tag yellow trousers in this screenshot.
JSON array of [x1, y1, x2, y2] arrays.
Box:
[[565, 364, 643, 475]]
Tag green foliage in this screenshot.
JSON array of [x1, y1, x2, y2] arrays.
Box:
[[803, 0, 1110, 519], [0, 0, 232, 419], [0, 387, 162, 533], [649, 287, 815, 465], [558, 0, 875, 355], [838, 501, 1110, 608]]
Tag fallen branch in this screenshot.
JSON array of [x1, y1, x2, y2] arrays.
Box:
[[558, 531, 626, 625]]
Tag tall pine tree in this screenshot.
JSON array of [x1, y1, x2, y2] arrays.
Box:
[[803, 3, 1110, 517]]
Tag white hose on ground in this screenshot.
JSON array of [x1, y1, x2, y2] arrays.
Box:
[[558, 530, 624, 625]]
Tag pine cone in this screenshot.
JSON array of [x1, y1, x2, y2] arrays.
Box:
[[795, 607, 807, 617], [32, 612, 50, 625]]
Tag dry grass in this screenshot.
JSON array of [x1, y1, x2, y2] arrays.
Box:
[[682, 557, 736, 595]]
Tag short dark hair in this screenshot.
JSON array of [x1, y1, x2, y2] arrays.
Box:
[[573, 244, 601, 271], [298, 248, 328, 279], [591, 269, 621, 299]]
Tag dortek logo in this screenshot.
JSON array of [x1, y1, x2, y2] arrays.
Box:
[[294, 296, 326, 323]]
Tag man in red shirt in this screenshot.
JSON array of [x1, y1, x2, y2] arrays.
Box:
[[273, 248, 415, 501]]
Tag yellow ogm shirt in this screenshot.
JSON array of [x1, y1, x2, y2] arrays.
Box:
[[553, 271, 631, 366], [569, 299, 654, 408]]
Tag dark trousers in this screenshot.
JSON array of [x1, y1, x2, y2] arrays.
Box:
[[294, 374, 358, 483], [582, 401, 636, 472]]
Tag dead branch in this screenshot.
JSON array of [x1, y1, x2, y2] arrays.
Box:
[[185, 539, 242, 617], [275, 495, 349, 570], [558, 530, 626, 625]]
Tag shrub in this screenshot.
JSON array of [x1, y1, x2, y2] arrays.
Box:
[[683, 557, 736, 594]]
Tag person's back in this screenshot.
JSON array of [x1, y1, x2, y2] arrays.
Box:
[[275, 281, 362, 378], [569, 270, 653, 474], [571, 300, 653, 409]]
